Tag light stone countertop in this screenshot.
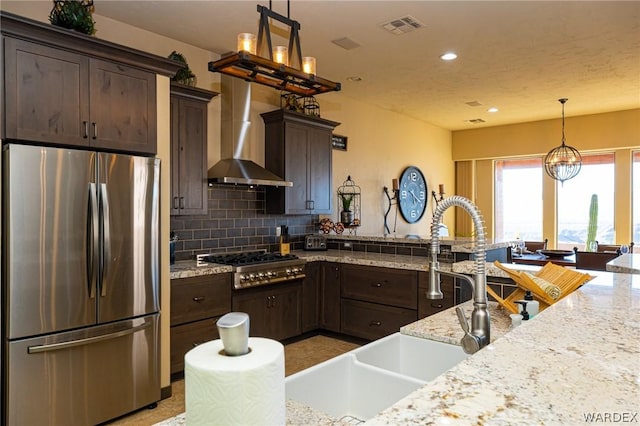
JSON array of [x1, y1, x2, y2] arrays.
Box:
[[607, 253, 640, 274], [169, 250, 440, 280], [169, 260, 231, 279]]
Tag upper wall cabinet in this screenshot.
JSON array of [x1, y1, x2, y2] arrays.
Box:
[[170, 82, 217, 216], [262, 109, 340, 215], [1, 11, 182, 155]]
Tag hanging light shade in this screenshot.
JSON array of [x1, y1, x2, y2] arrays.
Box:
[[544, 98, 582, 184], [209, 3, 341, 97]]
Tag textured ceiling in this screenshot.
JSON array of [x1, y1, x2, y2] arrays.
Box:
[[13, 1, 640, 131]]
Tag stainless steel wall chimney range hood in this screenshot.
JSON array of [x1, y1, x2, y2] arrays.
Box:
[[207, 75, 293, 187]]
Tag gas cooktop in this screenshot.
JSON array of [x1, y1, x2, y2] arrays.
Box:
[[196, 251, 306, 290]]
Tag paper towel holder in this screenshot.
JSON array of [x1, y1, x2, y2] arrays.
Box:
[[216, 312, 250, 356]]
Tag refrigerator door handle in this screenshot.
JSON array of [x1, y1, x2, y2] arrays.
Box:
[[27, 321, 152, 354], [88, 183, 99, 298], [100, 183, 111, 297]]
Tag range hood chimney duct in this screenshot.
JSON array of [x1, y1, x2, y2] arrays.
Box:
[[207, 75, 292, 187]]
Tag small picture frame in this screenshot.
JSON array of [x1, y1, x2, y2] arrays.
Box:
[[332, 134, 348, 151]]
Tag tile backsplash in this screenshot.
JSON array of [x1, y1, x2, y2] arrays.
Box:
[[170, 184, 318, 261]]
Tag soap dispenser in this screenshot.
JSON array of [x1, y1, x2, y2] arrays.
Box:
[[522, 290, 539, 318], [515, 301, 530, 321]]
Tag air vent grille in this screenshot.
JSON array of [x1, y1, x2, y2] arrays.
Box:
[[380, 15, 425, 35], [467, 118, 486, 124]]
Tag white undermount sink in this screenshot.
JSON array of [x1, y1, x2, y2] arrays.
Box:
[[285, 332, 469, 422]]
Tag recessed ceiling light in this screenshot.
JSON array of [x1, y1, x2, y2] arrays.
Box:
[[347, 76, 363, 82], [488, 107, 499, 113], [440, 52, 457, 61]]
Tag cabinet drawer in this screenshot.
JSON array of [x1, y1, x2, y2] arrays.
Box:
[[418, 273, 455, 318], [170, 318, 219, 375], [341, 299, 417, 341], [170, 274, 231, 326], [341, 264, 417, 309]]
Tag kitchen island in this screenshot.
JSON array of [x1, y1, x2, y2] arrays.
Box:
[[160, 263, 639, 425]]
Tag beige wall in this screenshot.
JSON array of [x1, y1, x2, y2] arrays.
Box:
[[452, 109, 640, 246], [1, 2, 456, 389]]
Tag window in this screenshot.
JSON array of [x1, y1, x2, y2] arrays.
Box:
[[557, 153, 615, 250], [634, 151, 640, 250], [495, 158, 543, 241]]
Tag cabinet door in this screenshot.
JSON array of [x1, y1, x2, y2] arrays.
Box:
[[171, 96, 208, 215], [269, 283, 302, 340], [320, 262, 341, 332], [283, 122, 311, 213], [232, 282, 301, 341], [232, 288, 271, 338], [170, 96, 181, 215], [170, 317, 219, 375], [3, 38, 90, 146], [89, 59, 157, 154], [307, 126, 332, 213], [301, 262, 321, 332]]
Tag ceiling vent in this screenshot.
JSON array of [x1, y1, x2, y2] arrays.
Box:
[[331, 37, 362, 50], [465, 101, 483, 107], [466, 118, 486, 124], [380, 15, 425, 35]]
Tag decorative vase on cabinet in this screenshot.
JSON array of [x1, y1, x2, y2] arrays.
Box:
[[262, 109, 340, 215]]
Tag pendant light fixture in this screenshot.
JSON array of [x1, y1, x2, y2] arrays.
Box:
[[208, 2, 341, 96], [544, 98, 582, 184]]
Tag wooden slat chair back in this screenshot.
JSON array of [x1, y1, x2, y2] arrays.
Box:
[[524, 239, 548, 252], [595, 241, 634, 254]]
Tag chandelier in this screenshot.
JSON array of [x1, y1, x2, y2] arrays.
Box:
[[208, 2, 341, 97], [544, 98, 582, 184]]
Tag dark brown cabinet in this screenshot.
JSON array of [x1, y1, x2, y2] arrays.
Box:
[[262, 110, 340, 214], [4, 38, 157, 154], [302, 262, 321, 332], [170, 83, 217, 215], [320, 262, 341, 333], [170, 273, 232, 375], [232, 282, 302, 341], [340, 264, 418, 340], [1, 12, 181, 155], [418, 272, 455, 319]]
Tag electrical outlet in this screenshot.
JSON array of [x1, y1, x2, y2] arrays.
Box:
[[276, 226, 281, 237]]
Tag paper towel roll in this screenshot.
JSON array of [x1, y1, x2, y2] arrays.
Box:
[[185, 337, 285, 426]]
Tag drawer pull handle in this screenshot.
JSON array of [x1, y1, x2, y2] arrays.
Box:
[[372, 282, 383, 288], [193, 296, 205, 302], [431, 303, 443, 309], [369, 321, 382, 327]]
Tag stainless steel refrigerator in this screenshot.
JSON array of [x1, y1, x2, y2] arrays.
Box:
[[2, 143, 161, 425]]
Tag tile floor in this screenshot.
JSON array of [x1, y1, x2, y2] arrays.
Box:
[[106, 334, 361, 425]]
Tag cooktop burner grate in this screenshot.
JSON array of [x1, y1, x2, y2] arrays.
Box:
[[203, 251, 299, 266]]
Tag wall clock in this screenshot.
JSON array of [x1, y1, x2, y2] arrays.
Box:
[[398, 166, 428, 224]]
